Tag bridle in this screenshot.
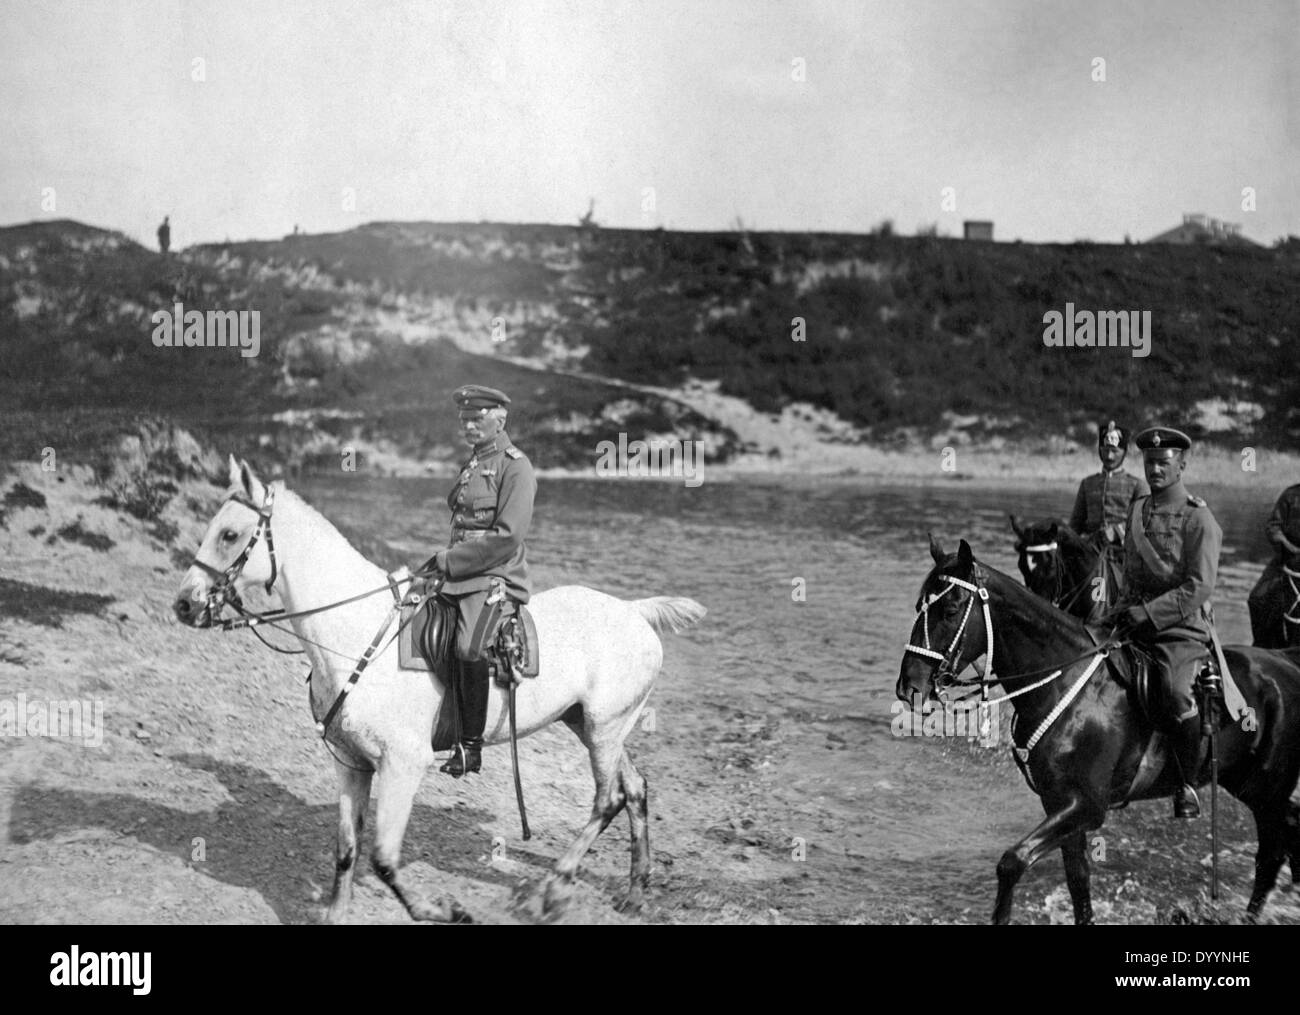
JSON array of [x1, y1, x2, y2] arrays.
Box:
[[186, 482, 438, 770], [189, 486, 279, 620], [904, 571, 995, 688], [903, 564, 1113, 774], [1285, 564, 1300, 632]]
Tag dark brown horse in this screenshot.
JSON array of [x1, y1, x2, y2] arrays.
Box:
[[1250, 552, 1300, 650], [1009, 515, 1116, 624], [897, 536, 1300, 924]]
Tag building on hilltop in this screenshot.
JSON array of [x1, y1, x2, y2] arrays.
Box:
[[1147, 213, 1259, 246], [963, 220, 994, 241]]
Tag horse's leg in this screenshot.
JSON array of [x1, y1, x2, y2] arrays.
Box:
[[1246, 803, 1289, 920], [325, 761, 373, 924], [1060, 829, 1094, 926], [370, 756, 468, 923], [618, 749, 651, 912], [1285, 800, 1300, 891], [543, 721, 628, 914], [993, 798, 1089, 925]]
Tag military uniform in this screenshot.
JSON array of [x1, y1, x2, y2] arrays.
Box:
[[1112, 426, 1221, 818], [1247, 483, 1300, 647], [442, 431, 536, 659], [1070, 470, 1147, 541], [1071, 420, 1147, 543], [425, 384, 536, 777]]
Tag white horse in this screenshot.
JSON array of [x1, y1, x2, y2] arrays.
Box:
[[174, 457, 706, 923]]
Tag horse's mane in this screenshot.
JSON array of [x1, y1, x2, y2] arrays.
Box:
[[259, 482, 388, 580], [925, 551, 1095, 649]]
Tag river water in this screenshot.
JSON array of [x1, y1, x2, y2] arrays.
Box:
[[297, 471, 1287, 922]]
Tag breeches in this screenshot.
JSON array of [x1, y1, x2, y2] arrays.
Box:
[[451, 590, 515, 662], [1146, 634, 1211, 721]]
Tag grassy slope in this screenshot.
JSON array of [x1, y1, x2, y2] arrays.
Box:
[[0, 220, 739, 470], [200, 221, 1300, 447], [4, 219, 1299, 473]]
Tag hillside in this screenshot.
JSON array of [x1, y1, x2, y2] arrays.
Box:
[[0, 220, 740, 473], [3, 218, 1299, 474]]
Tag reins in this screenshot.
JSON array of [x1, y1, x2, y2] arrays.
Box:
[[191, 484, 442, 768], [905, 568, 1122, 774]]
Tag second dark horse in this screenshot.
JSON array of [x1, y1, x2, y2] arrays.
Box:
[[899, 537, 1300, 924], [1010, 515, 1118, 624]]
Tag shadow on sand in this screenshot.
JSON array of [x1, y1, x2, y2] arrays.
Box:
[[8, 752, 567, 923]]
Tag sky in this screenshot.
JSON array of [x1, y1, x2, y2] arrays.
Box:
[[2, 0, 1296, 246]]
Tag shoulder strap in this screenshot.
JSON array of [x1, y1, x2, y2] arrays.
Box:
[[1129, 497, 1173, 577]]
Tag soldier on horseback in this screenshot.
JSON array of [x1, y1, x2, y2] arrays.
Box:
[[424, 384, 537, 777], [1106, 426, 1222, 819], [1069, 420, 1147, 549], [1247, 481, 1300, 648]]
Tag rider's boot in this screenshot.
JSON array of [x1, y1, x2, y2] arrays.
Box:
[[1169, 713, 1204, 819], [440, 658, 490, 777]]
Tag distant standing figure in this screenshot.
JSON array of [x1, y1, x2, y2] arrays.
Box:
[[157, 216, 170, 254]]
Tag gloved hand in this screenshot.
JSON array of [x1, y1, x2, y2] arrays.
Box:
[[417, 551, 448, 577], [1106, 605, 1151, 639]]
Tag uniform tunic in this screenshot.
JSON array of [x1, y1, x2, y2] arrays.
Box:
[[1119, 487, 1222, 717], [440, 434, 537, 659], [1070, 469, 1148, 539]]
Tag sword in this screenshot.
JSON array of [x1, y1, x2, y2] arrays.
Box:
[[508, 677, 530, 841]]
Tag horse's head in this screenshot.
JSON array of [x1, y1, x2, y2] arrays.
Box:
[[1009, 514, 1065, 600], [897, 535, 992, 706], [174, 456, 279, 627]]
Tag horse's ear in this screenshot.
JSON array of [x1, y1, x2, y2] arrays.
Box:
[[1048, 521, 1059, 539], [238, 458, 262, 502], [957, 539, 974, 569], [928, 532, 946, 564], [227, 454, 241, 489], [1009, 514, 1023, 538]]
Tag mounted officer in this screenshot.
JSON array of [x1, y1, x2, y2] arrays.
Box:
[[1106, 426, 1222, 819], [1069, 420, 1148, 547], [424, 384, 536, 777], [1247, 481, 1300, 647]]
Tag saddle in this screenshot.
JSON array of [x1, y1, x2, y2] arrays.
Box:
[[1081, 625, 1265, 806], [396, 575, 540, 680]]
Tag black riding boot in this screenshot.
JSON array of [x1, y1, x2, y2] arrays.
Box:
[[1169, 714, 1204, 819], [440, 659, 490, 778]]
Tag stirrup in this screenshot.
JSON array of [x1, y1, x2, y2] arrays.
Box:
[[440, 743, 469, 779], [1173, 785, 1201, 819]]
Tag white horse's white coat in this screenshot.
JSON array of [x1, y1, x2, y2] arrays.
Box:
[[175, 458, 705, 922]]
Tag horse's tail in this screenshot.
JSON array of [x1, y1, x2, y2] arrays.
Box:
[[631, 596, 707, 635]]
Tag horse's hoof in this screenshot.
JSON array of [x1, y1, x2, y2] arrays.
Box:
[[409, 898, 461, 923], [617, 888, 645, 915], [542, 877, 572, 918]]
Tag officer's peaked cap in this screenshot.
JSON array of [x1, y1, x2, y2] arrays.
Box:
[[1134, 426, 1192, 452], [453, 385, 511, 410]]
